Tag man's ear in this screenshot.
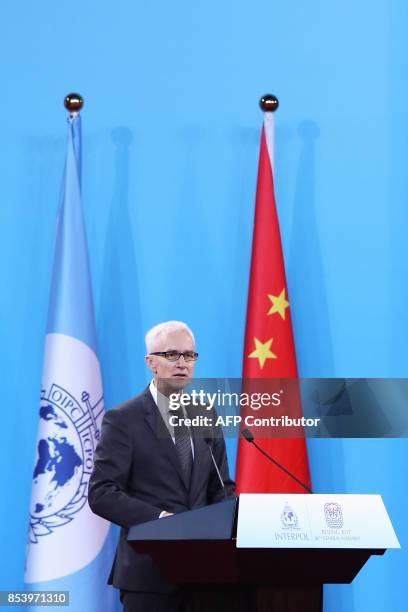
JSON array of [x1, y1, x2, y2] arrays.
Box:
[[145, 354, 156, 374]]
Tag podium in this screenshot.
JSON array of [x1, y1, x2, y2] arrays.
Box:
[[128, 494, 399, 611]]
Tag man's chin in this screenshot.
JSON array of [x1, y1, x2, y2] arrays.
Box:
[[158, 377, 191, 395], [168, 376, 190, 391]]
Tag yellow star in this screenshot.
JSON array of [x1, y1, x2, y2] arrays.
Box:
[[267, 288, 290, 320], [248, 337, 277, 369]]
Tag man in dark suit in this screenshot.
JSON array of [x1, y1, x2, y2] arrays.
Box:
[[88, 321, 235, 612]]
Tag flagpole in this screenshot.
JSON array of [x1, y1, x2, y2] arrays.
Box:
[[63, 93, 84, 185], [260, 94, 279, 172]]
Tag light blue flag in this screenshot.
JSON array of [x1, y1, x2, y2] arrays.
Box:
[[25, 113, 120, 611]]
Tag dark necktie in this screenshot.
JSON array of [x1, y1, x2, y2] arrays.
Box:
[[173, 410, 193, 489]]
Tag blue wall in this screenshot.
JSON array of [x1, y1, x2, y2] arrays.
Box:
[[1, 1, 407, 610]]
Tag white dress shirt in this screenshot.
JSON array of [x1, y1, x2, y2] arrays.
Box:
[[149, 380, 194, 456], [149, 380, 195, 518]]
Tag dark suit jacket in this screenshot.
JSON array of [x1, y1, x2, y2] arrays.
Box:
[[88, 387, 235, 591]]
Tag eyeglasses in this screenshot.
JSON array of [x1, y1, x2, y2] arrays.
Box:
[[149, 351, 199, 362]]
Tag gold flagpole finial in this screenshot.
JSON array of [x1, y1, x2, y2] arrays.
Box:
[[259, 94, 279, 112], [64, 93, 84, 115]]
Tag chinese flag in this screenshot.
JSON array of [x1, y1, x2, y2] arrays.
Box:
[[236, 109, 311, 493]]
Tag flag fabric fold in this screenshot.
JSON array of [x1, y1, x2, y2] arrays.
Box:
[[236, 111, 311, 493], [25, 114, 119, 611]]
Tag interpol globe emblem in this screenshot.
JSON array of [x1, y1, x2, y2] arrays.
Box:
[[29, 383, 103, 543], [281, 503, 299, 529]]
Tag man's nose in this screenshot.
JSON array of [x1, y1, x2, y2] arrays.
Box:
[[175, 355, 188, 364]]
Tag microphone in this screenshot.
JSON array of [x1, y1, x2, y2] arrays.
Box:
[[240, 428, 312, 493], [203, 434, 228, 500]]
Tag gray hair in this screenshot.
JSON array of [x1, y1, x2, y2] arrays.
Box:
[[145, 321, 195, 353]]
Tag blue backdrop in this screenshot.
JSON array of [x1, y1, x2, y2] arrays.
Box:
[[1, 1, 407, 610]]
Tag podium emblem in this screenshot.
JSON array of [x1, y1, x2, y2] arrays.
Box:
[[281, 503, 299, 529], [324, 502, 343, 528]]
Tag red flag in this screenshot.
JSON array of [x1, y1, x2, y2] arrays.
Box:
[[236, 110, 311, 493]]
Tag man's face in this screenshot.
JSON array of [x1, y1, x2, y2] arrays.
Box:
[[145, 330, 196, 395]]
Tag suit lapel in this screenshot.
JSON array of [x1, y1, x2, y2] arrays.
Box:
[[142, 388, 188, 491]]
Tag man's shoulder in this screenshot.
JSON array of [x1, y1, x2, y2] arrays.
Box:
[[106, 387, 153, 420]]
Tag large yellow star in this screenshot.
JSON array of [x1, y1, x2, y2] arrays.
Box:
[[267, 288, 289, 320], [248, 337, 277, 369]]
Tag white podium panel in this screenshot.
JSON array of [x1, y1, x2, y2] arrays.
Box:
[[237, 494, 400, 549]]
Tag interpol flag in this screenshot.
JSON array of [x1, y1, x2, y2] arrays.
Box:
[[25, 112, 119, 611], [236, 104, 311, 493]]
